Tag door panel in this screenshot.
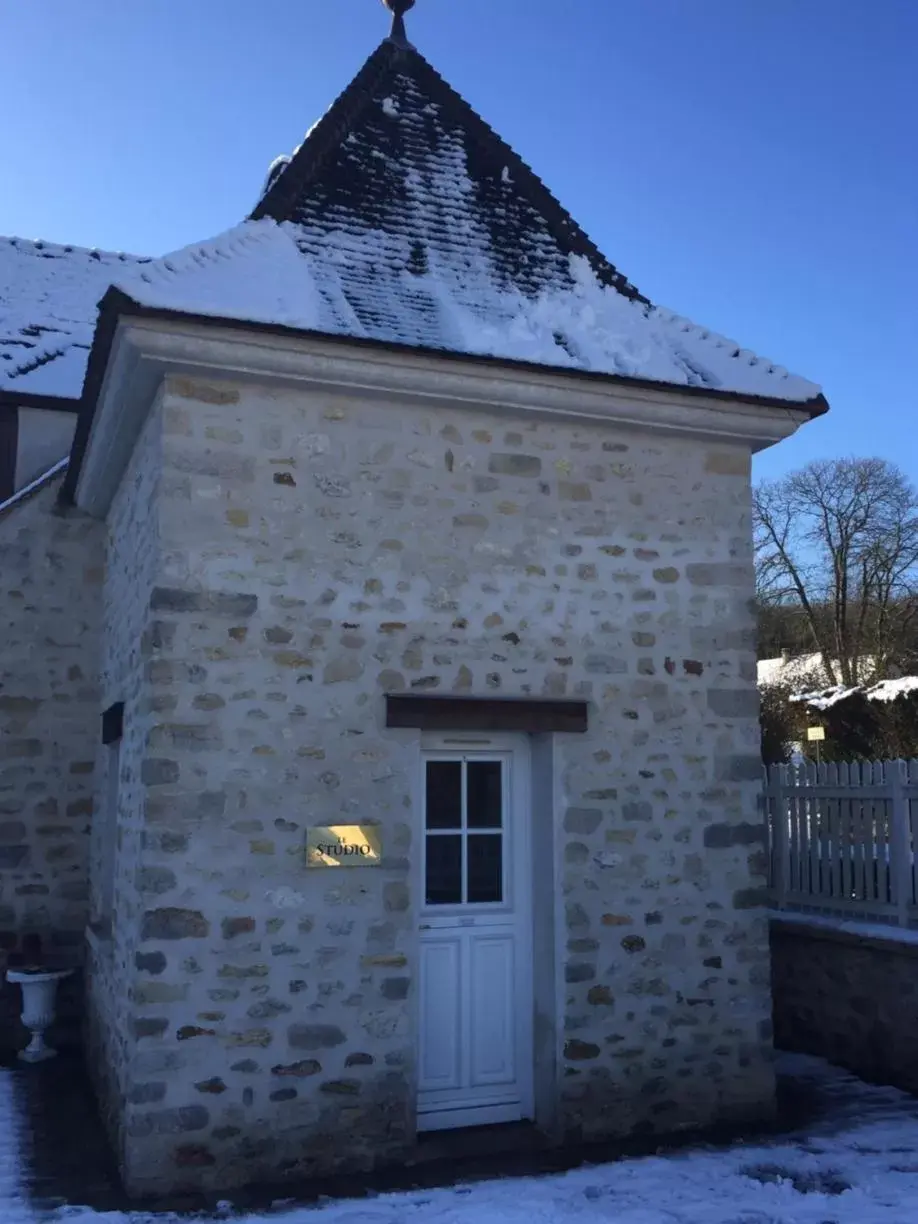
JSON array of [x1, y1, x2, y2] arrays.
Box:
[[418, 936, 462, 1093], [469, 933, 516, 1087]]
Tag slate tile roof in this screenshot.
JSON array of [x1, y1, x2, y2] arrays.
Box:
[[253, 39, 646, 311], [0, 238, 150, 402], [1, 31, 825, 409], [163, 35, 822, 406]]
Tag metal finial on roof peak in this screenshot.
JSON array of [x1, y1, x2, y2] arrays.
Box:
[[382, 0, 416, 46]]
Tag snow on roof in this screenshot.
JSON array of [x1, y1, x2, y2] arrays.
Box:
[[757, 653, 886, 690], [791, 684, 859, 710], [0, 237, 150, 400], [868, 677, 918, 702], [114, 218, 822, 403], [247, 41, 822, 406], [2, 36, 824, 409], [120, 222, 325, 332], [793, 675, 918, 710]]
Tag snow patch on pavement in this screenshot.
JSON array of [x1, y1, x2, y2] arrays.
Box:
[[4, 1055, 918, 1223]]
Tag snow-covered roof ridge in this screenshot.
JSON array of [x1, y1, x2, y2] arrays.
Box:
[[130, 220, 285, 282], [113, 220, 329, 334], [0, 235, 150, 400]]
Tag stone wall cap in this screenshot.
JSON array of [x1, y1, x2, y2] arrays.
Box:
[[771, 913, 918, 958]]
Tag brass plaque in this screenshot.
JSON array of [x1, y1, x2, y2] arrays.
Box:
[[306, 825, 382, 868]]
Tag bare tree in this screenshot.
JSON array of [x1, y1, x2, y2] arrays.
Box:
[[754, 458, 918, 686]]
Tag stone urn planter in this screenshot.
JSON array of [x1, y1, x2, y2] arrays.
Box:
[[6, 967, 73, 1063]]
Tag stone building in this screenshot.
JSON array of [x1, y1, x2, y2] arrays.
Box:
[[0, 0, 827, 1200]]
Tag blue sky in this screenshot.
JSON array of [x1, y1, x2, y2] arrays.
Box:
[[4, 0, 915, 482]]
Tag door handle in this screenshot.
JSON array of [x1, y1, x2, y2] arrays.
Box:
[[419, 923, 432, 930]]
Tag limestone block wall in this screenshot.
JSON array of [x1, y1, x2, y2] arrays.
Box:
[[0, 480, 102, 970], [86, 400, 163, 1163], [96, 371, 773, 1197]]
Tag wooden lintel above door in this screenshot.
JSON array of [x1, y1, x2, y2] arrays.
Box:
[[385, 695, 588, 734]]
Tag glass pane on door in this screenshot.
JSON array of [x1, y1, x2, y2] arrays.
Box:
[[467, 834, 502, 903], [424, 758, 505, 907], [466, 761, 502, 828], [426, 761, 462, 829], [426, 835, 463, 905]]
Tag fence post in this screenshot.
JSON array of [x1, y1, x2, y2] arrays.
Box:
[[890, 759, 912, 928], [771, 764, 789, 909]]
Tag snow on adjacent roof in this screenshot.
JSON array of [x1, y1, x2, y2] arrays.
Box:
[[795, 675, 918, 710], [116, 217, 821, 403], [791, 684, 860, 710], [0, 237, 150, 399], [867, 677, 918, 702], [757, 653, 892, 692], [758, 653, 834, 688]]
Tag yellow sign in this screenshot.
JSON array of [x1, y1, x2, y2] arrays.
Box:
[[806, 726, 826, 742], [306, 825, 382, 868]]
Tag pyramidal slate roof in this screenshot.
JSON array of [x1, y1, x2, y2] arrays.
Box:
[[251, 34, 646, 308], [3, 23, 825, 410], [113, 32, 823, 406]]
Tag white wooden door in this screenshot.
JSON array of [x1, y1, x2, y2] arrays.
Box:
[[417, 741, 533, 1131]]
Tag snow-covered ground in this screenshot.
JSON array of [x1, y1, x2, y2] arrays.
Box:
[[4, 1055, 918, 1223]]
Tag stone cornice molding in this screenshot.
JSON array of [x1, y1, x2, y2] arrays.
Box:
[[74, 318, 809, 517]]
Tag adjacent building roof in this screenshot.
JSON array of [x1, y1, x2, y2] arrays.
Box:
[[1, 20, 826, 411], [0, 237, 150, 403], [758, 653, 834, 689], [794, 677, 918, 710], [757, 653, 883, 693]]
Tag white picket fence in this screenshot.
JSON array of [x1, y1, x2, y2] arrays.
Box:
[[764, 760, 918, 927]]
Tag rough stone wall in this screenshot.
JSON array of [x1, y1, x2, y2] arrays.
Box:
[[0, 477, 102, 1044], [86, 399, 163, 1163], [771, 918, 918, 1093], [103, 372, 771, 1196]]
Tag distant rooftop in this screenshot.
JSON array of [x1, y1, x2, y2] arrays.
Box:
[[758, 653, 834, 689], [0, 238, 150, 401]]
